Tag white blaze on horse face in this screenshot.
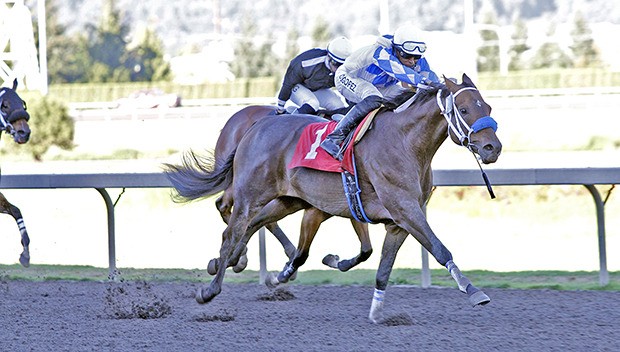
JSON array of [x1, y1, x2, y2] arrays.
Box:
[[305, 125, 329, 160]]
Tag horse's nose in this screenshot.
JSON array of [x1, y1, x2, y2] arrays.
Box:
[[15, 129, 30, 143], [480, 141, 502, 164]]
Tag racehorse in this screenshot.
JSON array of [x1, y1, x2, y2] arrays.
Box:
[[172, 105, 372, 275], [0, 79, 32, 267], [165, 74, 502, 323]]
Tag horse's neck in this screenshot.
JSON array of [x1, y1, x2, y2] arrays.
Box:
[[378, 99, 448, 166]]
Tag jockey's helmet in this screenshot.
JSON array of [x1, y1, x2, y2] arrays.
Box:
[[326, 36, 352, 64], [392, 24, 427, 58]]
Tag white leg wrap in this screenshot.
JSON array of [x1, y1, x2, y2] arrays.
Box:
[[368, 288, 385, 323], [446, 260, 470, 293]]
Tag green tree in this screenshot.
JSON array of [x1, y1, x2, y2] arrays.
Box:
[[311, 17, 331, 47], [125, 27, 172, 82], [531, 25, 572, 69], [33, 0, 90, 83], [508, 19, 529, 71], [477, 11, 500, 72], [86, 0, 131, 82], [284, 28, 300, 63], [570, 11, 602, 68], [231, 13, 280, 78]]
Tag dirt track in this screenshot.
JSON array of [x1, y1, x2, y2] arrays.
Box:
[[0, 280, 617, 351]]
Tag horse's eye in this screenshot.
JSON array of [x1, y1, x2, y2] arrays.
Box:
[[459, 108, 467, 114], [1, 102, 7, 109]]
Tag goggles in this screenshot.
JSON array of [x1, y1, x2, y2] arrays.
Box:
[[397, 49, 422, 61], [395, 40, 426, 55], [328, 56, 343, 68]]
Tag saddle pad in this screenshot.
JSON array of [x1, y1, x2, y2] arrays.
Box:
[[288, 121, 355, 174], [288, 109, 380, 174]]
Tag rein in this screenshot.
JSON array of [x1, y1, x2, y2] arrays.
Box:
[[437, 87, 498, 199]]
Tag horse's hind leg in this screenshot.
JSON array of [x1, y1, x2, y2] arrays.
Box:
[[229, 197, 308, 270], [231, 221, 295, 274], [198, 197, 293, 303], [0, 192, 30, 267], [210, 188, 295, 274], [322, 220, 373, 272], [264, 222, 296, 259], [267, 207, 330, 287], [207, 197, 302, 275]]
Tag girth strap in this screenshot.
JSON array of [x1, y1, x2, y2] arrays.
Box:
[[341, 151, 376, 224]]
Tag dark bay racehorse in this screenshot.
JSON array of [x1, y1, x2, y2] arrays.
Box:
[[173, 105, 372, 275], [0, 79, 32, 267], [166, 74, 502, 323]]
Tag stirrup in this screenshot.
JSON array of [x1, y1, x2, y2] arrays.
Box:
[[320, 139, 343, 161]]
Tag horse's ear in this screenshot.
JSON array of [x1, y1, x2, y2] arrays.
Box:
[[462, 73, 477, 88], [12, 79, 17, 90], [443, 74, 457, 90]]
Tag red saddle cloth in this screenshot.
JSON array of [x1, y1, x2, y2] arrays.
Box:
[[288, 121, 358, 174]]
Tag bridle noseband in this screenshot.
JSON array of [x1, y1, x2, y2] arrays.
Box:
[[436, 87, 498, 152], [0, 88, 29, 138]]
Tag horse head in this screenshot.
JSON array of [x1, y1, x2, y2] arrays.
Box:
[[0, 79, 31, 144], [443, 73, 502, 164]]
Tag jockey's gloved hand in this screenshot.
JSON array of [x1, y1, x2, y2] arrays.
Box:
[[418, 79, 444, 90], [416, 82, 433, 90], [275, 107, 286, 115]]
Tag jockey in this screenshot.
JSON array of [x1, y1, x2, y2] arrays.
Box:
[[320, 24, 440, 159], [275, 36, 353, 115]]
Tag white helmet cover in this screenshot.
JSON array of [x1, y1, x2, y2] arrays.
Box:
[[392, 24, 427, 55], [326, 36, 352, 64]]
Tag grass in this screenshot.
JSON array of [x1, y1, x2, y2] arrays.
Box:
[[1, 264, 618, 291]]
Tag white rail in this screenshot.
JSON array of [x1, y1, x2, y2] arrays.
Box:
[[1, 167, 617, 285]]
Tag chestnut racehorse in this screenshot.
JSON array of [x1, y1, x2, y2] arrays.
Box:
[[166, 74, 502, 323]]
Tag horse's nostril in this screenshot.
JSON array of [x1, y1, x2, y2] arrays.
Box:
[[483, 144, 494, 152]]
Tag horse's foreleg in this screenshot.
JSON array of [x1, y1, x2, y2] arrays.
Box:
[[445, 260, 491, 307], [407, 208, 491, 308], [0, 192, 30, 267], [322, 220, 372, 272], [369, 224, 408, 324]]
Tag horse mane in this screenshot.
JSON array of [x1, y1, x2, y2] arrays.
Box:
[[383, 84, 447, 111]]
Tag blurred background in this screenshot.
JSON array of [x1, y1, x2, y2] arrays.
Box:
[[0, 0, 617, 273]]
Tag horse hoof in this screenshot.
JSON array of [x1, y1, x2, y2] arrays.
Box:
[[195, 286, 219, 304], [264, 272, 280, 289], [469, 290, 491, 307], [232, 255, 248, 273], [321, 254, 340, 269], [19, 253, 30, 268], [207, 258, 219, 275], [195, 287, 206, 304]]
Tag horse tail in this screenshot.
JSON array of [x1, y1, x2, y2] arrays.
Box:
[[163, 149, 235, 202]]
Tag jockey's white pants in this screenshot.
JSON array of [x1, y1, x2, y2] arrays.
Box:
[[289, 84, 348, 111]]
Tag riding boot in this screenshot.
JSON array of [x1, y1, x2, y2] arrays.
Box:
[[293, 103, 316, 115], [320, 95, 383, 160]]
